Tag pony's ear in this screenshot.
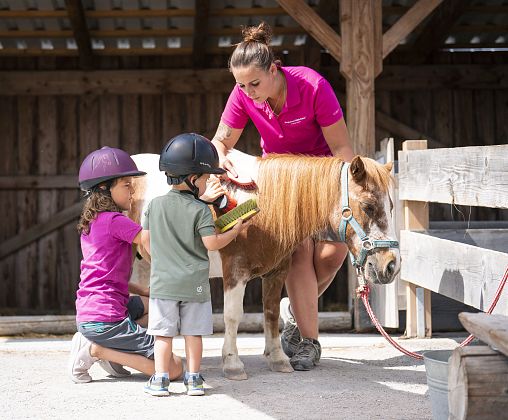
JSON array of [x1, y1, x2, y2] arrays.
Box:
[[350, 156, 367, 185], [384, 161, 393, 172]]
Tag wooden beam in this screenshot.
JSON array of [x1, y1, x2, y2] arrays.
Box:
[[375, 110, 445, 148], [0, 176, 77, 189], [340, 0, 382, 156], [398, 145, 508, 208], [383, 0, 444, 59], [64, 0, 94, 70], [400, 230, 508, 315], [409, 0, 468, 64], [193, 0, 209, 69], [459, 313, 508, 358], [277, 0, 341, 63], [0, 202, 82, 260]]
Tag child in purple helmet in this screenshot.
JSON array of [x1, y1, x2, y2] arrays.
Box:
[[69, 146, 185, 383]]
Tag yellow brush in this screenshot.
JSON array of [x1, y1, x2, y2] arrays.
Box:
[[215, 199, 260, 233]]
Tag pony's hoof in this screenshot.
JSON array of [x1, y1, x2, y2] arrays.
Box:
[[223, 367, 248, 381], [269, 359, 294, 373]]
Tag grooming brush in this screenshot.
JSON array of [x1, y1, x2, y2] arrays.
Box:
[[215, 199, 259, 233]]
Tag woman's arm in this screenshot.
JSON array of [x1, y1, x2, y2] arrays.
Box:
[[321, 118, 355, 162], [211, 121, 244, 178]]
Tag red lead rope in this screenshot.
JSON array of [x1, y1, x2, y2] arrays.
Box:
[[358, 265, 508, 361]]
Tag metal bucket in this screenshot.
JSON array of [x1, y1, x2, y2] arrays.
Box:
[[423, 350, 452, 420]]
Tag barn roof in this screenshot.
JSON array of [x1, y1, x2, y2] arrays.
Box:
[[0, 0, 506, 66]]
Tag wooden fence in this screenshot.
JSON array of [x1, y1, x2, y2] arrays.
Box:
[[398, 141, 508, 338]]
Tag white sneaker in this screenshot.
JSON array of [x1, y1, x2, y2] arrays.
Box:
[[280, 297, 296, 326], [68, 332, 98, 383], [98, 360, 131, 377]]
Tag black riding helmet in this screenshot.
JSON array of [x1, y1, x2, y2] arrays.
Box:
[[159, 133, 226, 186]]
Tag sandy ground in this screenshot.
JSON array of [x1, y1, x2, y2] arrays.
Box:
[[0, 332, 463, 420]]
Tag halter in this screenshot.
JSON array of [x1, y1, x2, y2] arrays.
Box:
[[337, 162, 399, 277]]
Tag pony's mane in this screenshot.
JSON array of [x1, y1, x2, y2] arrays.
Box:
[[256, 154, 343, 257], [255, 154, 392, 259]]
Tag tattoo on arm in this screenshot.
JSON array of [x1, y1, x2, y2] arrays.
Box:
[[213, 122, 232, 143]]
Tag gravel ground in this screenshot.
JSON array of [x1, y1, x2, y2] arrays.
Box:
[[0, 333, 464, 420]]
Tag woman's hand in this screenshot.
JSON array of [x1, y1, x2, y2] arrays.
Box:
[[211, 121, 243, 178], [220, 157, 238, 179], [200, 176, 227, 202]]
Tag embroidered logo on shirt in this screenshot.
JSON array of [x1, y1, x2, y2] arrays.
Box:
[[196, 286, 203, 294], [283, 117, 306, 125], [332, 109, 341, 116]]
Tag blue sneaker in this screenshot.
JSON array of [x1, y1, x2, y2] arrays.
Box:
[[143, 374, 170, 396], [184, 373, 205, 396]]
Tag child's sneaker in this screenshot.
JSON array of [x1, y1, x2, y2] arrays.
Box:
[[184, 373, 205, 396], [143, 374, 170, 396], [68, 332, 99, 383]]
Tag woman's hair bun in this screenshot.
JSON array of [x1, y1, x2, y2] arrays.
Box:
[[241, 21, 272, 45]]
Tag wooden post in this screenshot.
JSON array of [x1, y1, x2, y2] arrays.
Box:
[[401, 140, 431, 338], [340, 0, 382, 331]]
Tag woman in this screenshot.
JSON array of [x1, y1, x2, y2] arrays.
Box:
[[211, 22, 354, 371]]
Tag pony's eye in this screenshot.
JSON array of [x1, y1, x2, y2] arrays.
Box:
[[361, 203, 375, 214]]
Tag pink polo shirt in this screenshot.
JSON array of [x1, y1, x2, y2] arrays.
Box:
[[221, 66, 343, 156], [76, 212, 141, 323]]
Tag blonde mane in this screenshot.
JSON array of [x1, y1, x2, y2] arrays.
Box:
[[255, 154, 392, 259]]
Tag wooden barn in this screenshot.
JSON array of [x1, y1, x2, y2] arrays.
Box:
[[0, 0, 507, 331]]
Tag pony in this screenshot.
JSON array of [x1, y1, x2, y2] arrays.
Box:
[[129, 151, 400, 380]]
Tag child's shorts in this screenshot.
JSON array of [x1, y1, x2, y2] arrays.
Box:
[[147, 298, 213, 337], [78, 316, 154, 359]]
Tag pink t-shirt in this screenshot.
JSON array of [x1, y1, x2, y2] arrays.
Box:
[[76, 212, 141, 323], [221, 66, 343, 156]]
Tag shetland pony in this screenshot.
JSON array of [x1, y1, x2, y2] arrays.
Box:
[[129, 151, 400, 380]]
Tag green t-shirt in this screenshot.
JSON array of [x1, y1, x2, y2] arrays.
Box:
[[142, 190, 216, 302]]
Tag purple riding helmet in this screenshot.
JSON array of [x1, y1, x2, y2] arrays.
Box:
[[78, 146, 146, 191]]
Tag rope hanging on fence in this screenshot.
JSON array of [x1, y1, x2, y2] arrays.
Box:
[[358, 265, 508, 361]]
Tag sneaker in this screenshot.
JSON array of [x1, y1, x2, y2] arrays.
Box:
[[184, 373, 205, 396], [98, 360, 131, 377], [68, 332, 98, 383], [143, 374, 170, 397], [280, 297, 301, 358], [290, 337, 322, 371]]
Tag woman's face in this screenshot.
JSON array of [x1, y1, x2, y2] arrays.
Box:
[[109, 177, 135, 211], [232, 64, 278, 103]]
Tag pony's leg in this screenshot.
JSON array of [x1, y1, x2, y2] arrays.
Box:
[[262, 260, 293, 373], [222, 280, 248, 380]]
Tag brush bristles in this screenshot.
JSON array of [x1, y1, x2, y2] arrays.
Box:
[[215, 199, 259, 233]]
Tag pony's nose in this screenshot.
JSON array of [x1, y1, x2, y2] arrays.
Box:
[[384, 259, 396, 280]]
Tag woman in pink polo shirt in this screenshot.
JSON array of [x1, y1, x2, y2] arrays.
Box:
[[211, 22, 354, 371]]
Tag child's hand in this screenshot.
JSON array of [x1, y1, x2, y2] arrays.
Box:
[[200, 176, 226, 202], [232, 218, 251, 233]]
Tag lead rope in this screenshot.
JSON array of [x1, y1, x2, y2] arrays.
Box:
[[356, 265, 508, 360]]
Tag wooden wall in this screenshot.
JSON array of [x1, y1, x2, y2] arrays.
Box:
[[0, 51, 507, 315]]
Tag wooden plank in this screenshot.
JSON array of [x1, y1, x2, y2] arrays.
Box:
[[0, 175, 78, 189], [449, 346, 508, 420], [99, 96, 120, 147], [382, 0, 444, 59], [459, 313, 508, 358], [0, 202, 83, 261], [277, 0, 342, 64], [0, 97, 17, 310], [398, 145, 508, 208], [192, 0, 209, 69], [400, 231, 508, 315], [141, 95, 162, 153], [64, 0, 94, 69], [401, 140, 429, 338], [16, 96, 38, 310], [121, 95, 140, 154], [37, 96, 59, 309], [57, 96, 80, 312]]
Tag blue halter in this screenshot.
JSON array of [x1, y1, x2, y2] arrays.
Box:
[[338, 162, 399, 271]]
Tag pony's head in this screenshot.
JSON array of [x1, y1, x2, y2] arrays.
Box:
[[336, 156, 400, 285]]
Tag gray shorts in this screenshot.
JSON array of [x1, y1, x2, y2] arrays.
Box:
[[147, 298, 213, 337], [78, 316, 154, 359]]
